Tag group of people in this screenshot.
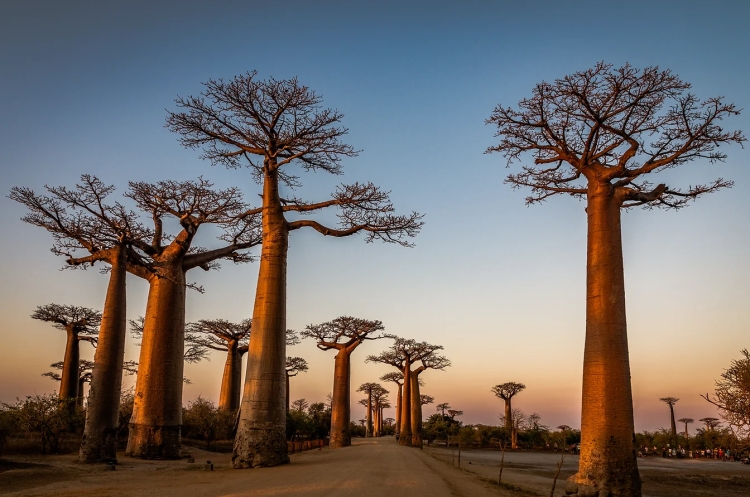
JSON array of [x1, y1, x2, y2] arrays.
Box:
[[639, 445, 745, 461]]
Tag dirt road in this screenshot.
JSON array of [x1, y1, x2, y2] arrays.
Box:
[[1, 438, 513, 497]]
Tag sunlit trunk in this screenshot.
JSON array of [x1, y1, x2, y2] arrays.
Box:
[[126, 265, 186, 459], [329, 349, 351, 448], [410, 373, 422, 447], [568, 181, 641, 497], [80, 251, 127, 462], [366, 393, 373, 437], [219, 342, 241, 411], [395, 384, 402, 436], [59, 328, 80, 402], [233, 168, 289, 468], [399, 364, 412, 446]]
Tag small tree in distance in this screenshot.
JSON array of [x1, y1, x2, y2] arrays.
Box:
[[491, 382, 526, 444], [487, 62, 745, 497], [677, 418, 694, 437], [660, 397, 679, 439]]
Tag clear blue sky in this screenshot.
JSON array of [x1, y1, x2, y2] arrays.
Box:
[[1, 0, 748, 432]]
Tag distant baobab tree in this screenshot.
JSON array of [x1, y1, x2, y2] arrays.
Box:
[[380, 372, 404, 437], [448, 409, 463, 420], [11, 176, 153, 463], [436, 402, 451, 419], [301, 316, 385, 447], [557, 425, 572, 432], [660, 397, 679, 439], [43, 360, 94, 409], [124, 178, 262, 459], [166, 72, 424, 468], [31, 304, 100, 404], [677, 418, 694, 437], [371, 385, 389, 437], [410, 352, 450, 447], [699, 417, 721, 431], [384, 417, 395, 427], [486, 62, 744, 497], [290, 398, 308, 413], [188, 319, 252, 411], [491, 382, 526, 443], [357, 383, 381, 438], [285, 356, 308, 410], [421, 395, 434, 406]]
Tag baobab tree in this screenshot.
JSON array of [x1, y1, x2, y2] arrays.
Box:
[[486, 62, 744, 497], [285, 357, 308, 410], [371, 385, 389, 437], [491, 382, 526, 441], [43, 360, 95, 409], [187, 319, 252, 411], [677, 418, 694, 437], [31, 304, 100, 403], [301, 316, 385, 447], [11, 176, 153, 463], [421, 395, 434, 406], [290, 398, 309, 413], [410, 352, 450, 447], [660, 397, 679, 439], [381, 372, 404, 437], [448, 409, 464, 421], [166, 72, 424, 467], [699, 417, 721, 431], [124, 178, 262, 459], [436, 402, 451, 419], [378, 399, 392, 436], [357, 383, 381, 438]]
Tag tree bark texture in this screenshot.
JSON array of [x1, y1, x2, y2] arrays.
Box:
[[219, 342, 243, 411], [568, 181, 641, 497], [366, 393, 373, 438], [329, 350, 351, 448], [399, 364, 412, 446], [59, 327, 80, 402], [126, 266, 186, 459], [410, 373, 422, 447], [80, 252, 127, 463], [232, 169, 289, 468]]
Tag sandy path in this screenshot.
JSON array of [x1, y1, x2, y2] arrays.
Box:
[[2, 438, 512, 497]]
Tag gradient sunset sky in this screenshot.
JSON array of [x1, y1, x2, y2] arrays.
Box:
[[1, 0, 748, 433]]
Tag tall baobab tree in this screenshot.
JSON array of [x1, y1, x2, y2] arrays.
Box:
[[660, 397, 679, 439], [677, 418, 694, 437], [301, 316, 385, 447], [187, 319, 252, 411], [368, 337, 445, 447], [486, 62, 744, 497], [31, 304, 100, 403], [124, 178, 262, 459], [166, 73, 424, 467], [285, 357, 308, 411], [357, 383, 381, 438], [378, 399, 392, 436], [491, 382, 526, 442], [11, 176, 154, 463], [371, 385, 389, 437], [381, 372, 404, 437], [410, 352, 450, 447], [43, 360, 95, 409]]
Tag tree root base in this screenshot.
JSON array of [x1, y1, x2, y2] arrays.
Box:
[[125, 423, 181, 459]]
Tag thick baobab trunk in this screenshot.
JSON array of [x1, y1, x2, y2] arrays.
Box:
[[567, 182, 641, 497], [400, 365, 412, 446], [366, 393, 373, 437], [410, 374, 422, 448], [219, 342, 242, 411], [329, 350, 351, 448], [395, 384, 402, 437], [59, 327, 80, 402], [233, 169, 290, 468], [126, 267, 186, 459], [80, 254, 127, 463]]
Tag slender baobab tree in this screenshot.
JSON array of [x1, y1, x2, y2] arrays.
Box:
[[677, 418, 694, 437], [660, 397, 679, 439], [301, 316, 385, 447], [124, 178, 262, 459], [486, 62, 744, 497], [43, 360, 95, 409], [436, 402, 451, 419], [371, 385, 389, 437], [491, 382, 526, 444], [166, 73, 424, 467], [378, 399, 392, 436], [381, 372, 404, 437], [187, 319, 252, 411], [10, 176, 155, 463], [31, 304, 100, 403], [410, 352, 450, 447], [285, 357, 308, 411], [357, 383, 381, 438]]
